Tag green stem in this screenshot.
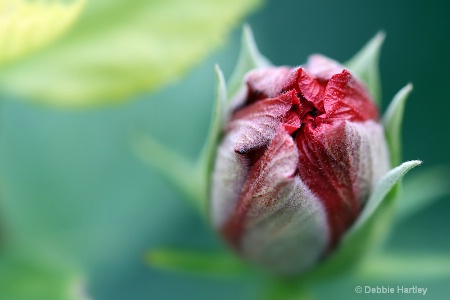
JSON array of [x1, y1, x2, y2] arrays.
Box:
[[260, 278, 313, 300], [133, 132, 206, 215]]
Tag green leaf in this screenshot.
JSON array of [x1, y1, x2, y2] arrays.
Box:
[[0, 0, 261, 107], [146, 248, 251, 277], [0, 249, 88, 300], [345, 32, 385, 104], [227, 25, 272, 100], [0, 0, 86, 66], [383, 84, 413, 166], [358, 252, 450, 280], [396, 165, 450, 222]]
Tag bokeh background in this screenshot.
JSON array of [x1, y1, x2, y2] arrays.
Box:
[[1, 0, 449, 299]]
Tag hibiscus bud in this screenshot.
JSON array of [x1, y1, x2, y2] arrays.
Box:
[[211, 55, 390, 275]]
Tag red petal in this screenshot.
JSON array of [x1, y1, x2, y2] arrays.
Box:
[[282, 110, 301, 134], [296, 68, 327, 112], [322, 70, 378, 122], [296, 121, 363, 248]]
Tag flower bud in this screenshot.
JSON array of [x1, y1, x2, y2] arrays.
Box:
[[211, 55, 389, 275]]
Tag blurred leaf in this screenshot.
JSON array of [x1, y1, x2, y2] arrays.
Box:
[[345, 32, 385, 104], [358, 252, 450, 280], [396, 165, 450, 222], [0, 0, 85, 66], [227, 25, 272, 100], [383, 84, 413, 167], [146, 248, 251, 277], [0, 249, 88, 300], [0, 0, 261, 107]]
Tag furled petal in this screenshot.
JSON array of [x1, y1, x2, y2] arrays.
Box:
[[221, 126, 299, 244], [228, 90, 298, 153], [295, 67, 327, 112], [240, 176, 329, 275], [212, 89, 298, 228], [218, 127, 329, 274], [322, 70, 378, 121], [296, 120, 389, 247], [282, 110, 301, 134]]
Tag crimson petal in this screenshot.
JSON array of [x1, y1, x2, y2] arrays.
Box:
[[322, 70, 379, 122], [296, 120, 388, 247]]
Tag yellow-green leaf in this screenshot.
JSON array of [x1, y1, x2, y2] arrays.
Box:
[[0, 0, 86, 66], [0, 0, 261, 107]]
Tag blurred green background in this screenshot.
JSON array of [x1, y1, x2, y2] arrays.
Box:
[[1, 0, 449, 299]]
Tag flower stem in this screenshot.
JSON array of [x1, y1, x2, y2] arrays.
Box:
[[259, 278, 313, 300]]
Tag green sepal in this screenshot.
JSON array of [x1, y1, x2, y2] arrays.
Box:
[[345, 32, 385, 104], [383, 84, 413, 167], [196, 66, 229, 205], [134, 66, 229, 217], [304, 161, 421, 281], [227, 25, 272, 100], [146, 248, 252, 278], [350, 160, 421, 233], [396, 165, 450, 222]]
